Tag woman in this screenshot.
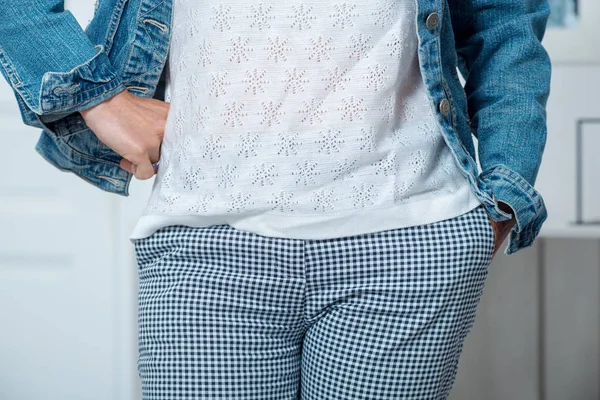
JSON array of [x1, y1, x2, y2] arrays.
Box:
[[0, 0, 551, 398]]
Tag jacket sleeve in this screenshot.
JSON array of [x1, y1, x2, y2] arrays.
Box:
[[449, 0, 552, 254], [0, 0, 126, 120]]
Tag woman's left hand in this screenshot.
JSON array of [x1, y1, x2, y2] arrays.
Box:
[[488, 201, 517, 258]]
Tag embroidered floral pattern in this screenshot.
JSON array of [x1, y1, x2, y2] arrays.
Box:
[[210, 4, 235, 31], [322, 66, 350, 92], [330, 3, 358, 29], [298, 98, 327, 124], [282, 68, 309, 94], [243, 68, 270, 95], [288, 3, 316, 30], [248, 3, 274, 30], [265, 36, 293, 62], [306, 35, 335, 62], [227, 35, 253, 63], [142, 0, 472, 221]]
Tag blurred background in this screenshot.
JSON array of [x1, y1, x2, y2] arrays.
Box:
[[1, 0, 599, 399]]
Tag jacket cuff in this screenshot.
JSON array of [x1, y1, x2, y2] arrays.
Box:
[[478, 165, 548, 255], [38, 44, 126, 116], [35, 128, 132, 196]]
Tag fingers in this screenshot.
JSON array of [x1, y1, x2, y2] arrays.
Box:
[[113, 94, 166, 180], [148, 143, 161, 165], [119, 139, 162, 180], [120, 157, 158, 179], [138, 97, 171, 119], [134, 159, 156, 180], [120, 158, 134, 174]]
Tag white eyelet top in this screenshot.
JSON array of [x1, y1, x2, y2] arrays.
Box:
[[130, 0, 482, 241]]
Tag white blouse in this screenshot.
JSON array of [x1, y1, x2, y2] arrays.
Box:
[[130, 0, 482, 240]]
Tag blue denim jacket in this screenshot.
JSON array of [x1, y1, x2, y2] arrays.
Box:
[[0, 0, 552, 255]]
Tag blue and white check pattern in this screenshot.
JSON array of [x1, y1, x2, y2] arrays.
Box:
[[134, 203, 495, 399]]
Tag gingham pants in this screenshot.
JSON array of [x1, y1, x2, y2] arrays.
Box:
[[134, 203, 495, 400]]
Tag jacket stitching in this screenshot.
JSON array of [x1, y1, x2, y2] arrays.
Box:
[[143, 18, 168, 32], [482, 164, 543, 213], [141, 22, 159, 53], [141, 0, 167, 18], [43, 79, 123, 104], [104, 0, 130, 55]]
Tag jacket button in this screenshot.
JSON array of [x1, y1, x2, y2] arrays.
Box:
[[426, 12, 439, 30], [439, 98, 450, 117]]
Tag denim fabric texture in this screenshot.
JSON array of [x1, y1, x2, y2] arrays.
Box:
[[0, 0, 552, 255]]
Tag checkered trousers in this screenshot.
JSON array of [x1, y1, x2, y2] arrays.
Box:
[[133, 203, 495, 399]]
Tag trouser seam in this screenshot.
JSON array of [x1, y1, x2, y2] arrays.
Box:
[[301, 239, 309, 332]]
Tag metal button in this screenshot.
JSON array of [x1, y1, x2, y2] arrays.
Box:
[[439, 98, 450, 117], [426, 12, 439, 30]]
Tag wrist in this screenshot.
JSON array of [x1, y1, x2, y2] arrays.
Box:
[[79, 89, 129, 120]]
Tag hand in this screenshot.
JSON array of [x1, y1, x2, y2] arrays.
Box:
[[79, 89, 170, 180], [488, 201, 517, 258]]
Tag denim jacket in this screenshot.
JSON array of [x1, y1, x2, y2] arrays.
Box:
[[0, 0, 552, 255]]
